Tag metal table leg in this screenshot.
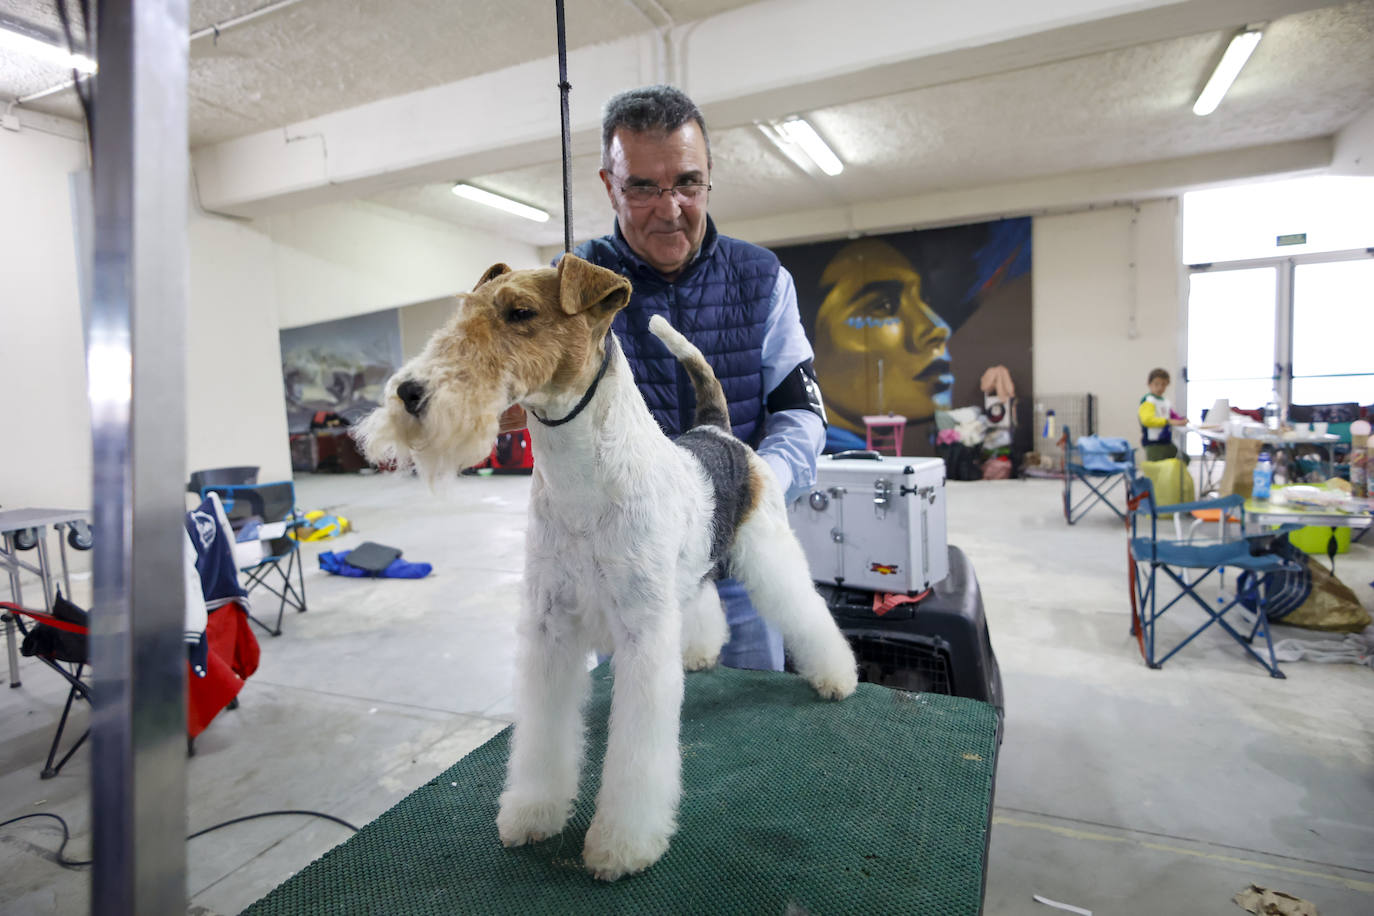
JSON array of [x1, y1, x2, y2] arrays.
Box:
[[3, 531, 23, 688]]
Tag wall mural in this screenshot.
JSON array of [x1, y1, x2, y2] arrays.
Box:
[[774, 217, 1032, 458], [279, 309, 403, 435]]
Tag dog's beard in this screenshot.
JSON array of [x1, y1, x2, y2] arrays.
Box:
[[354, 386, 505, 485]]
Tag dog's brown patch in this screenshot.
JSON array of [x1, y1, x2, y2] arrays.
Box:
[[741, 461, 769, 524]]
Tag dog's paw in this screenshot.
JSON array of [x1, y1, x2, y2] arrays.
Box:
[[582, 816, 671, 881], [681, 647, 720, 672], [496, 794, 572, 848], [808, 665, 858, 701]]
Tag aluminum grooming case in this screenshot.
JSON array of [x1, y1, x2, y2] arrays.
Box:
[[788, 452, 949, 594]]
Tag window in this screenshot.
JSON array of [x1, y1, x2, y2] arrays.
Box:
[[1183, 176, 1374, 430]]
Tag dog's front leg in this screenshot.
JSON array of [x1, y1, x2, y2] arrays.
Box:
[[496, 584, 589, 847], [583, 592, 684, 881]]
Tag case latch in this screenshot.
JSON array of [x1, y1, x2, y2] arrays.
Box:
[[873, 479, 893, 516]]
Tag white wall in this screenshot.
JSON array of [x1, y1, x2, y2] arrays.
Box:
[[1332, 105, 1374, 177], [399, 296, 460, 360], [1033, 200, 1184, 443], [3, 119, 533, 511], [187, 211, 293, 483], [265, 203, 540, 330], [0, 117, 93, 511]]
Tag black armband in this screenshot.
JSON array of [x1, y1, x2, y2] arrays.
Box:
[[766, 360, 827, 426]]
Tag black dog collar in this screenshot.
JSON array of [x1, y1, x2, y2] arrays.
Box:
[[529, 337, 614, 428]]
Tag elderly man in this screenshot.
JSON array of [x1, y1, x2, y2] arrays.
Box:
[[561, 84, 827, 672]]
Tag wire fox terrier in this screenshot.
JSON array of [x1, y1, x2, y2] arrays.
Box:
[[356, 255, 858, 881]]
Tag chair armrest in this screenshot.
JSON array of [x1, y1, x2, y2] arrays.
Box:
[[1154, 494, 1243, 516], [0, 602, 88, 635]]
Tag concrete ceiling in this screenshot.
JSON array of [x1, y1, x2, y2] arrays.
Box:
[[3, 0, 1372, 250]]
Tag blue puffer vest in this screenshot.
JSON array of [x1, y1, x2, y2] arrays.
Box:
[[575, 217, 779, 445]]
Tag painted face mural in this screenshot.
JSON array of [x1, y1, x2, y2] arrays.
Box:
[[813, 239, 953, 435]]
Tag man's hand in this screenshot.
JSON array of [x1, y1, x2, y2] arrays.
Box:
[[499, 406, 528, 433]]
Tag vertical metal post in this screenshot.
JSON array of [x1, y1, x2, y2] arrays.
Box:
[[88, 1, 189, 913]]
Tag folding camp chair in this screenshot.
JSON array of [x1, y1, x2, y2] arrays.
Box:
[[200, 481, 306, 636], [0, 596, 90, 778], [1125, 475, 1305, 678], [187, 465, 259, 495], [1061, 426, 1134, 524], [1, 496, 260, 778]]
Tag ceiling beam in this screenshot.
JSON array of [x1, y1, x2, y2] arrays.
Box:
[[191, 0, 1340, 218], [717, 136, 1333, 247]]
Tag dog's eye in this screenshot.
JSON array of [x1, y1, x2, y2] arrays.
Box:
[[505, 307, 538, 324]]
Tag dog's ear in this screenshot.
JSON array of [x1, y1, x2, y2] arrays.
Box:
[[556, 255, 631, 317], [475, 263, 512, 289]]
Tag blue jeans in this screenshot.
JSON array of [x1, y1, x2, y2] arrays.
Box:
[[715, 577, 784, 672], [596, 578, 784, 672]]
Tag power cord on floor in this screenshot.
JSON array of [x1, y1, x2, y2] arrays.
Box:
[[0, 813, 89, 868], [2, 809, 360, 870]]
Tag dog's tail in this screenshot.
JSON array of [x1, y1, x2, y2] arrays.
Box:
[[648, 314, 730, 430]]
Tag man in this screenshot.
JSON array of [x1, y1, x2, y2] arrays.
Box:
[[565, 84, 828, 672]]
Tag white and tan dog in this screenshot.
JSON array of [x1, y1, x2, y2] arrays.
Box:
[[356, 255, 857, 880]]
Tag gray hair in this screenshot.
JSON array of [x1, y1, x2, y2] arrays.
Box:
[[600, 85, 712, 171]]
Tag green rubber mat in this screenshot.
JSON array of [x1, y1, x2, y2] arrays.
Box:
[[243, 665, 998, 916]]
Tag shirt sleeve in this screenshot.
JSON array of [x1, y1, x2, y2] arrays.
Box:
[[1139, 399, 1168, 428], [757, 266, 824, 502]]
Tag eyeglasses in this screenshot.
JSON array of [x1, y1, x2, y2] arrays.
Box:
[[616, 181, 711, 208]]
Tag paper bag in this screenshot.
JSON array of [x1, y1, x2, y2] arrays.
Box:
[[1218, 436, 1263, 498]]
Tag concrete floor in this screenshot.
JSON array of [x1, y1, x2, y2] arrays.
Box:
[[2, 471, 1371, 914]]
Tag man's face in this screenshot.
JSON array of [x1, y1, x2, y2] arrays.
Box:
[[600, 123, 710, 279]]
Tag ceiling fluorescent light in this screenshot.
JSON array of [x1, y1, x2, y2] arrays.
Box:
[[0, 22, 96, 74], [774, 117, 844, 176], [451, 183, 550, 223], [1193, 27, 1262, 117]]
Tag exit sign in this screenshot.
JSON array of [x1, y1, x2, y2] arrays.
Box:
[[1276, 233, 1307, 246]]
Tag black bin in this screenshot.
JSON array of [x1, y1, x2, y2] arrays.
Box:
[[819, 545, 1004, 734]]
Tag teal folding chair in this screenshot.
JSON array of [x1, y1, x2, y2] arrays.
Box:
[[1126, 476, 1305, 678], [200, 481, 306, 637], [1062, 427, 1134, 524]]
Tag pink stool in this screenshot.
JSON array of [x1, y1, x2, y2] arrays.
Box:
[[863, 414, 907, 456]]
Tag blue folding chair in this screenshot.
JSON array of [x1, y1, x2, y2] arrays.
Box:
[[1126, 476, 1305, 678], [200, 481, 307, 637], [1061, 427, 1134, 524]]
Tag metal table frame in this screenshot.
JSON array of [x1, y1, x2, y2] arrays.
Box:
[[1189, 427, 1344, 493], [1244, 498, 1373, 572]]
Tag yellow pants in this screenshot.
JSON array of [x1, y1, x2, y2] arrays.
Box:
[[1140, 458, 1195, 517]]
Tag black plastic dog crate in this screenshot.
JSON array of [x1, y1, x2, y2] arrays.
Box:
[[819, 545, 1004, 736]]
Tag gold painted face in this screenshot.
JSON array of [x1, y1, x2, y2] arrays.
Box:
[[812, 239, 952, 433]]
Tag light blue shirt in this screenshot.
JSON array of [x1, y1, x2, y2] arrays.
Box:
[[757, 267, 825, 503]]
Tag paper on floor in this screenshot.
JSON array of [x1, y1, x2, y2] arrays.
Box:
[[1033, 894, 1092, 915]]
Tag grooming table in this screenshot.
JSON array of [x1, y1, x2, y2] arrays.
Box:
[[245, 665, 999, 916]]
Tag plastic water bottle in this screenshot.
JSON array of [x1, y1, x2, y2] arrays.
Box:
[[1272, 449, 1289, 488], [1263, 395, 1281, 431], [1252, 450, 1273, 501]]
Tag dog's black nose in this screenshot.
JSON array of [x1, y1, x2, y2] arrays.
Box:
[[397, 379, 427, 417]]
